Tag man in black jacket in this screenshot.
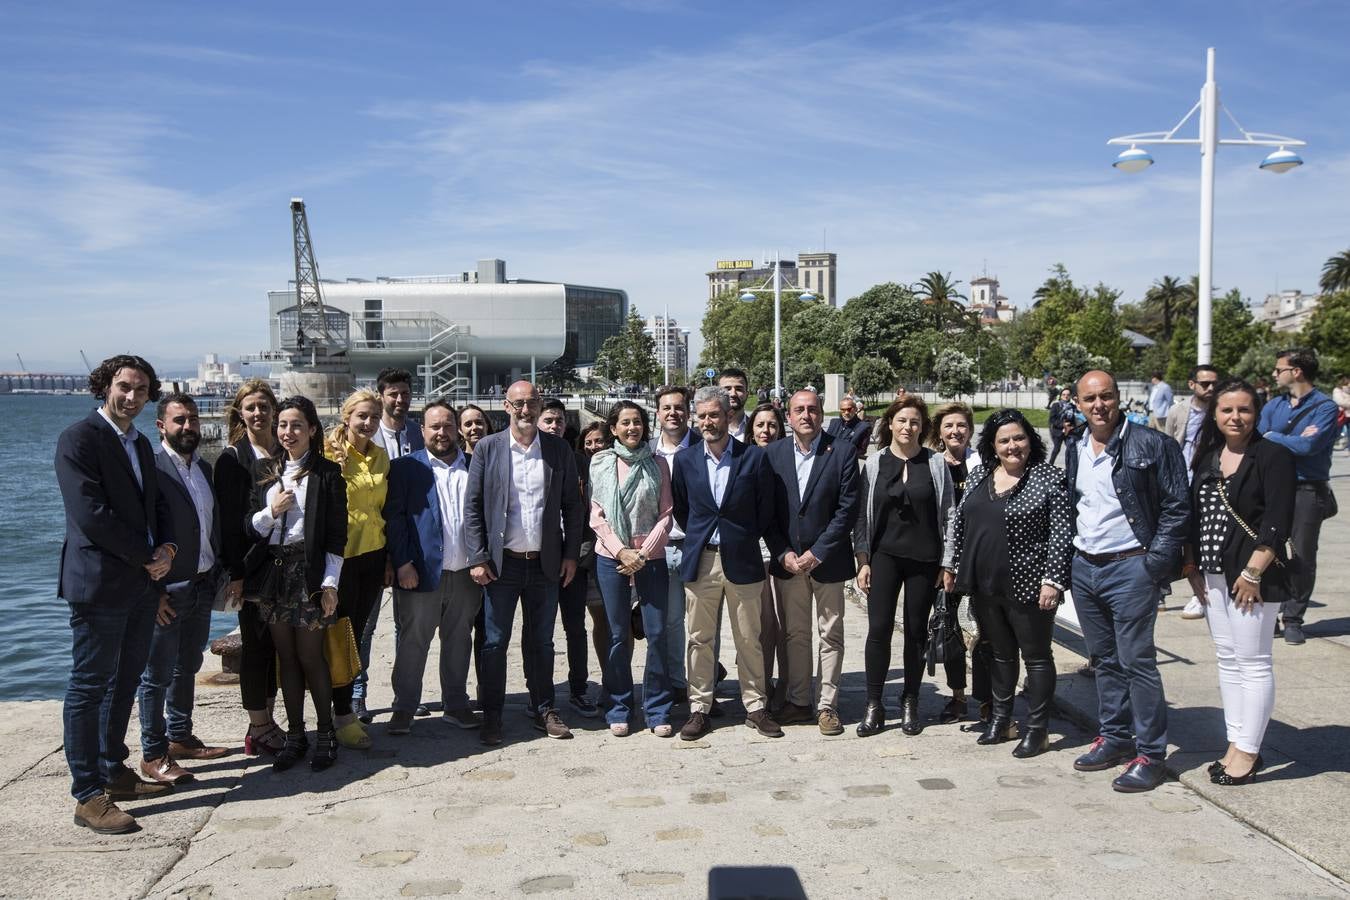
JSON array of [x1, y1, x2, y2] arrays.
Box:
[[1065, 370, 1189, 793]]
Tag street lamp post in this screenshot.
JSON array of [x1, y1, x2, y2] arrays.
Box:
[[740, 252, 816, 398], [1108, 47, 1305, 365]]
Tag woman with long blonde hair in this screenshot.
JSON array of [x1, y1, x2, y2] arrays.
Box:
[[324, 388, 390, 749]]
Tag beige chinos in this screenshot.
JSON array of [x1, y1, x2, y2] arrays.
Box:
[[685, 548, 766, 714], [773, 573, 846, 709]]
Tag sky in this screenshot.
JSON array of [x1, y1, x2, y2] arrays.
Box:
[[4, 0, 1348, 375]]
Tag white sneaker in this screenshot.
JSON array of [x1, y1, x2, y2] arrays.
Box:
[[1180, 596, 1206, 620]]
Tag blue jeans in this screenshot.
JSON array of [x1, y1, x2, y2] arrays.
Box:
[[663, 543, 687, 689], [1072, 554, 1169, 760], [481, 555, 559, 716], [596, 555, 673, 726], [138, 575, 215, 758], [63, 586, 157, 801]]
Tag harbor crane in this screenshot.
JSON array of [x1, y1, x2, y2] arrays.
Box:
[[15, 354, 25, 373], [290, 198, 342, 355], [79, 350, 92, 373]]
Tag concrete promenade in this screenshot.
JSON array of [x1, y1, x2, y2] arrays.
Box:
[[3, 461, 1350, 898]]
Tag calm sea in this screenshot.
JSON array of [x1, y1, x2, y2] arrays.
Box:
[[3, 394, 236, 701]]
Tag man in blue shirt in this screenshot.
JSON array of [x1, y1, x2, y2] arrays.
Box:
[[1257, 348, 1339, 645], [1148, 372, 1173, 430]]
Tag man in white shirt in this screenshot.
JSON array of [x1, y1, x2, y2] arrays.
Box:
[[649, 385, 701, 703], [384, 401, 483, 735]]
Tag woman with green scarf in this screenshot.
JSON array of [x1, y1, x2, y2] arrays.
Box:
[[590, 401, 675, 737]]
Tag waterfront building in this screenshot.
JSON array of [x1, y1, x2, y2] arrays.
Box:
[[644, 315, 689, 380], [1260, 289, 1319, 334], [706, 252, 838, 307]]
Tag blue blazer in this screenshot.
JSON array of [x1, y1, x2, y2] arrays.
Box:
[[463, 430, 583, 582], [764, 432, 860, 584], [154, 448, 222, 586], [55, 410, 175, 606], [385, 448, 467, 592], [671, 437, 773, 585]]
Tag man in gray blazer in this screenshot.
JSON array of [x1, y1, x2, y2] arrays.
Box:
[[137, 393, 228, 787], [465, 381, 583, 746]]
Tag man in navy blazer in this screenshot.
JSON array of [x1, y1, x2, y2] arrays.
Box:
[[384, 401, 483, 735], [672, 385, 782, 741], [764, 390, 860, 735], [464, 381, 583, 745], [137, 393, 228, 788], [55, 354, 177, 834]]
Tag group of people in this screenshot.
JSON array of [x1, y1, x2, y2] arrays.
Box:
[[55, 351, 1330, 836]]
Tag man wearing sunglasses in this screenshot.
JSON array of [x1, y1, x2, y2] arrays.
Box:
[[1164, 365, 1220, 621]]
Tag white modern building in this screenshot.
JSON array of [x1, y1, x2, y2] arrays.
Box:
[[645, 315, 689, 380], [1260, 289, 1319, 334]]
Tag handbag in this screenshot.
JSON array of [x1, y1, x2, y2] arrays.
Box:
[[324, 615, 363, 688], [1214, 477, 1297, 571], [925, 590, 966, 676], [211, 570, 244, 613], [241, 551, 287, 604]]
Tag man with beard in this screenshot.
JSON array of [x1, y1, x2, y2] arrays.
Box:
[[718, 368, 751, 443], [649, 385, 701, 704], [137, 393, 228, 787]]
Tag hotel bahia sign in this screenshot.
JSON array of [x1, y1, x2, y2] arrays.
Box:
[[715, 260, 755, 270]]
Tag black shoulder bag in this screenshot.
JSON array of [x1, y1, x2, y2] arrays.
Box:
[[925, 590, 966, 676]]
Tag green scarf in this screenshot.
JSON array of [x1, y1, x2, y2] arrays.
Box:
[[589, 442, 661, 547]]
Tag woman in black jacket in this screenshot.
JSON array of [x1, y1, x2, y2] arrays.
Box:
[[214, 379, 284, 755], [1182, 378, 1296, 786], [245, 396, 348, 771], [942, 409, 1073, 758]]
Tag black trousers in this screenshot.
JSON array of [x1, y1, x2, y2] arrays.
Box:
[[973, 593, 1055, 728], [1049, 428, 1065, 465], [238, 600, 277, 712], [333, 547, 386, 715], [1285, 482, 1332, 625], [865, 553, 963, 701]]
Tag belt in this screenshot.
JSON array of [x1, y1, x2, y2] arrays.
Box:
[[1296, 481, 1329, 489], [1077, 546, 1147, 566], [503, 549, 541, 560]]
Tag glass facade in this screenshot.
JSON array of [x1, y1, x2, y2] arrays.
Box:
[[565, 286, 626, 365], [277, 305, 349, 349]]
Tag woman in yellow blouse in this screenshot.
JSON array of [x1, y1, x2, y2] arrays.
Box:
[[325, 388, 390, 749]]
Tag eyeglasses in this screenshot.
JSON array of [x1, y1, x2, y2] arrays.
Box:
[[1272, 367, 1296, 376], [1193, 381, 1217, 389], [504, 397, 541, 411], [167, 415, 200, 425]]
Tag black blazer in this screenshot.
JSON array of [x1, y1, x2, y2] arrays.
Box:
[[55, 410, 175, 605], [764, 432, 860, 583], [671, 437, 774, 585], [213, 439, 277, 582], [1188, 435, 1297, 593], [245, 455, 347, 596], [154, 448, 222, 585]]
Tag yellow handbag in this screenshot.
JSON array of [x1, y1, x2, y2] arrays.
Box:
[[324, 616, 363, 688]]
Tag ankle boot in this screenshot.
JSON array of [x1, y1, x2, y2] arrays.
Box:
[[899, 695, 922, 735], [977, 714, 1015, 745], [311, 724, 338, 772], [855, 700, 886, 737], [1012, 726, 1049, 758], [272, 729, 307, 772]]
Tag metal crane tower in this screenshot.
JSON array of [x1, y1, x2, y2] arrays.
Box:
[[290, 198, 341, 354]]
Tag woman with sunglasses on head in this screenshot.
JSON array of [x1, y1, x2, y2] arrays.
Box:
[[245, 396, 347, 771], [942, 409, 1072, 758], [1182, 378, 1295, 785]]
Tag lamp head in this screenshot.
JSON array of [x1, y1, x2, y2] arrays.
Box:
[[799, 291, 817, 302], [738, 290, 757, 302], [1113, 145, 1154, 173], [1259, 147, 1302, 174]]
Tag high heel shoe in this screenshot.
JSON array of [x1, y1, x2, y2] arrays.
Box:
[[1011, 726, 1049, 759], [976, 715, 1016, 745], [244, 723, 285, 756], [899, 695, 923, 736], [272, 730, 308, 772], [311, 725, 338, 772], [1211, 753, 1263, 785], [855, 701, 886, 737]]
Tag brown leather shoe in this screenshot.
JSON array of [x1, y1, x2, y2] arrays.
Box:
[[534, 709, 573, 739], [746, 709, 784, 738], [680, 711, 710, 741], [104, 766, 173, 801], [168, 735, 229, 760], [141, 754, 195, 785], [775, 702, 815, 725], [74, 795, 137, 834], [817, 707, 844, 736]]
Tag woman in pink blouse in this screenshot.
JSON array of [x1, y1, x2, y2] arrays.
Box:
[[590, 401, 675, 737]]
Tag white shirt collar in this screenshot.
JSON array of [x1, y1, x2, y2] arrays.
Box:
[[510, 433, 541, 455], [97, 407, 137, 440], [160, 439, 197, 468], [428, 449, 466, 470]]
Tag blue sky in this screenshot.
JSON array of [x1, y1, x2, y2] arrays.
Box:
[[4, 0, 1348, 374]]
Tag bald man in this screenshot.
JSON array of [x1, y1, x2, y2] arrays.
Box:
[[1064, 370, 1189, 793]]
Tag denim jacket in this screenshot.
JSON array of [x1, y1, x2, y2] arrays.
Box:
[[1064, 418, 1191, 585]]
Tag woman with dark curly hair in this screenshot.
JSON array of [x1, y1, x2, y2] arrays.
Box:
[[942, 409, 1073, 758]]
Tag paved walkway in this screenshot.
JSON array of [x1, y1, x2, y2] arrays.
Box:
[[3, 455, 1349, 898]]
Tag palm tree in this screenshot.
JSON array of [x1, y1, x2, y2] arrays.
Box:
[[914, 271, 969, 331], [1321, 249, 1350, 294], [1143, 275, 1188, 341]]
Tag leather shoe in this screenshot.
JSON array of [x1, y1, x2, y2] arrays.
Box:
[[140, 754, 194, 785], [899, 695, 923, 736], [1112, 756, 1167, 793], [1073, 736, 1137, 772], [976, 715, 1015, 745], [353, 698, 373, 724], [74, 795, 137, 834], [817, 707, 844, 736], [939, 696, 968, 724], [855, 701, 886, 737], [680, 711, 710, 741], [104, 765, 173, 801], [745, 710, 783, 738], [1283, 622, 1306, 645], [388, 710, 414, 736], [168, 735, 229, 760], [1011, 727, 1049, 759], [415, 704, 432, 717], [480, 712, 503, 746], [774, 702, 814, 726]]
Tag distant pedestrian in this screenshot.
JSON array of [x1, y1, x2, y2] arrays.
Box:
[[1332, 375, 1350, 453], [1048, 388, 1076, 465], [1257, 348, 1339, 646], [1148, 372, 1174, 430], [825, 394, 872, 458]]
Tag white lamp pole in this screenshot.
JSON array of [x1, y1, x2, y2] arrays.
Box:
[[1108, 47, 1305, 365], [742, 253, 816, 398]]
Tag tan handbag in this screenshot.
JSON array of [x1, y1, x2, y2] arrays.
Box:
[[324, 615, 363, 688]]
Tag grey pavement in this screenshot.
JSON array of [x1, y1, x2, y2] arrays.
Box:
[[3, 454, 1350, 897]]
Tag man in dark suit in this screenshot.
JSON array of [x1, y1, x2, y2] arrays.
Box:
[[464, 381, 583, 745], [137, 394, 227, 788], [55, 354, 177, 834], [672, 385, 782, 741], [765, 390, 860, 736], [385, 401, 482, 735], [825, 394, 871, 458]]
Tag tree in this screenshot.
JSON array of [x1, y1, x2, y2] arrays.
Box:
[[913, 271, 970, 332], [697, 286, 812, 388], [1072, 284, 1132, 370], [849, 356, 895, 402], [594, 307, 661, 388], [538, 351, 579, 392], [1045, 341, 1109, 391], [1230, 334, 1282, 385], [1139, 275, 1194, 342], [1302, 290, 1350, 377], [933, 349, 977, 397], [1320, 249, 1350, 295], [1031, 264, 1087, 368], [835, 283, 930, 372]]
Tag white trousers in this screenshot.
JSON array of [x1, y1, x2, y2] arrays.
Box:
[[1203, 573, 1276, 754]]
